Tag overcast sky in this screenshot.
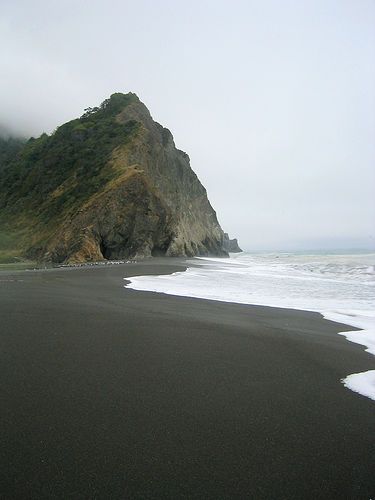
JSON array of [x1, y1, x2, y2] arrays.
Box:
[[1, 0, 374, 250]]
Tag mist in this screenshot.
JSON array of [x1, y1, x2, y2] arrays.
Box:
[[1, 0, 374, 251]]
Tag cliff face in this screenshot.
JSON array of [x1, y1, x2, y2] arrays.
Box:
[[0, 93, 238, 263], [223, 233, 242, 253]]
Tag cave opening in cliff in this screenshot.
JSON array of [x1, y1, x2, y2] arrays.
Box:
[[99, 237, 111, 260], [151, 245, 167, 257]]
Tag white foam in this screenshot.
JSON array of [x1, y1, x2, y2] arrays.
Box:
[[125, 252, 375, 401], [342, 371, 375, 401], [322, 310, 375, 401]]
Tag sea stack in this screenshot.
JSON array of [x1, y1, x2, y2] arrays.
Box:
[[0, 93, 239, 263]]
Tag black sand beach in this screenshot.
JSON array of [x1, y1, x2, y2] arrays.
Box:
[[1, 259, 374, 499]]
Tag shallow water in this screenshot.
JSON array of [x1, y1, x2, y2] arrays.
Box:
[[125, 251, 375, 401]]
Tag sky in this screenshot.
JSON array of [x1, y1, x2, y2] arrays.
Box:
[[1, 0, 374, 251]]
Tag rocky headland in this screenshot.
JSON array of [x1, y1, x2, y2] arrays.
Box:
[[0, 93, 240, 263]]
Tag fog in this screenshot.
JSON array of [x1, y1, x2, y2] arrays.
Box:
[[1, 0, 374, 250]]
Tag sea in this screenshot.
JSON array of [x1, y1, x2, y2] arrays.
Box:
[[125, 251, 375, 402]]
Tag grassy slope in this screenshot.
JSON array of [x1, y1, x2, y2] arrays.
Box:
[[0, 93, 140, 262]]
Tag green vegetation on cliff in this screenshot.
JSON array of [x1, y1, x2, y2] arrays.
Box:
[[0, 135, 25, 171], [0, 92, 232, 264], [0, 93, 140, 219]]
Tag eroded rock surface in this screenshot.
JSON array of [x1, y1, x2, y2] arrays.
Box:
[[0, 93, 240, 263]]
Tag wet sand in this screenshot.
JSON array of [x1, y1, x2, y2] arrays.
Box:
[[1, 259, 374, 499]]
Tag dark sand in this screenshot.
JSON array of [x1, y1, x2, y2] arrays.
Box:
[[0, 259, 374, 499]]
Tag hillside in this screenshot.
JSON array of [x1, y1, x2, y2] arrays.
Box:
[[0, 134, 25, 171], [0, 93, 240, 264]]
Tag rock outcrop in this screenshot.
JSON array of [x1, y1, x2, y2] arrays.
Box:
[[0, 93, 239, 263], [223, 233, 242, 253]]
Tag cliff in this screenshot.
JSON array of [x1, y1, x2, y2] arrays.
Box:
[[223, 233, 242, 253], [0, 93, 239, 263]]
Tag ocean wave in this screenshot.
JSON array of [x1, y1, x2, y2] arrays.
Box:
[[125, 252, 375, 401]]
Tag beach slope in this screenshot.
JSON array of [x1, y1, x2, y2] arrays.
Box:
[[1, 260, 374, 498]]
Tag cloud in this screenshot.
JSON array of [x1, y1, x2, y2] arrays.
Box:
[[1, 0, 374, 249]]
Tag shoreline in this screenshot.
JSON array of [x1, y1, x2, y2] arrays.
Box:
[[3, 256, 375, 401], [125, 257, 375, 402], [3, 256, 375, 400], [1, 258, 374, 498]]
